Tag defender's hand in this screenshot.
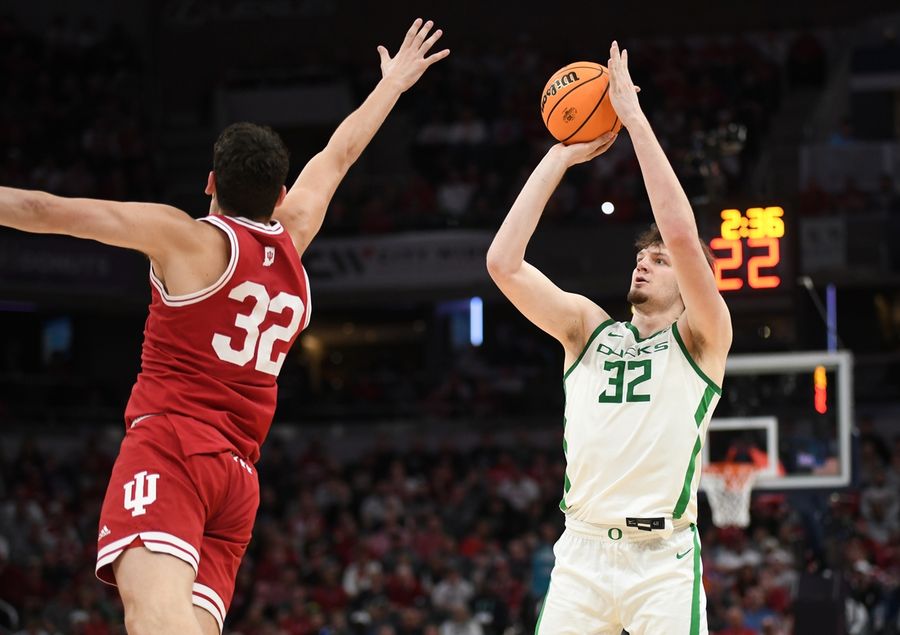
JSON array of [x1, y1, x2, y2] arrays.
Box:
[[608, 41, 643, 128], [378, 18, 450, 92], [550, 131, 618, 167]]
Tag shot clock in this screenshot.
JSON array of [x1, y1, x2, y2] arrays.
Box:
[[710, 206, 786, 292]]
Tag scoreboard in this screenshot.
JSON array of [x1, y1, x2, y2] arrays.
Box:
[[711, 206, 787, 292]]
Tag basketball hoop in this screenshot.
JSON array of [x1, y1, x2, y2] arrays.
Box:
[[702, 462, 759, 528]]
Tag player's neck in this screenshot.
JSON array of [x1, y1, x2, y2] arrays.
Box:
[[629, 307, 681, 339]]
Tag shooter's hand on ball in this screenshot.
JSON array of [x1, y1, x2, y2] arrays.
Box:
[[550, 131, 619, 167]]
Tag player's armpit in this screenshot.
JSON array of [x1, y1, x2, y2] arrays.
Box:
[[488, 260, 608, 355]]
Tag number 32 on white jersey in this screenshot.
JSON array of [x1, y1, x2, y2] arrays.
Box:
[[212, 281, 304, 376]]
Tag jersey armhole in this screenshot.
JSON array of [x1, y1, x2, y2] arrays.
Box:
[[563, 319, 617, 381], [300, 264, 312, 331], [148, 216, 239, 307], [671, 322, 722, 395]]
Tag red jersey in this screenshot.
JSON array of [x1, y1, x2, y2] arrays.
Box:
[[125, 215, 310, 462]]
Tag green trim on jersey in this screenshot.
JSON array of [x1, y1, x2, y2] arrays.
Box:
[[690, 524, 702, 634], [559, 469, 572, 511], [563, 319, 616, 381], [673, 437, 702, 519], [535, 595, 548, 634], [672, 322, 722, 394], [623, 321, 669, 342], [672, 383, 719, 519], [560, 415, 569, 511], [693, 384, 719, 425]]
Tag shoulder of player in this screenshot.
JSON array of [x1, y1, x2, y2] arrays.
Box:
[[563, 300, 612, 362], [153, 215, 235, 273]]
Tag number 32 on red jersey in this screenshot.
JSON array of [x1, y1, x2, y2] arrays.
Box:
[[212, 280, 304, 376]]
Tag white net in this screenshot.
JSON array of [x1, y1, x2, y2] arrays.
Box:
[[702, 462, 758, 528]]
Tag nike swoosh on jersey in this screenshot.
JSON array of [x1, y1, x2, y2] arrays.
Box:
[[676, 548, 693, 559]]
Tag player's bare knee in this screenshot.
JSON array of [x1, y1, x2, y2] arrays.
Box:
[[114, 548, 198, 634], [123, 600, 198, 635], [193, 606, 222, 635]]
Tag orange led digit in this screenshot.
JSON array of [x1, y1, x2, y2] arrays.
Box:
[[711, 237, 744, 291], [747, 238, 781, 289]]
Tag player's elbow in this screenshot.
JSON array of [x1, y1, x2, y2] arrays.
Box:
[[323, 134, 358, 174], [486, 248, 520, 280]]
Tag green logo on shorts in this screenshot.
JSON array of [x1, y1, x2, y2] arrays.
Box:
[[676, 548, 693, 560]]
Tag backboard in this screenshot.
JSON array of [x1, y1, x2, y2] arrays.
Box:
[[704, 351, 853, 490]]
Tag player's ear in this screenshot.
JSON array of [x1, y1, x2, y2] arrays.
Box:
[[274, 185, 287, 208], [205, 171, 216, 196]]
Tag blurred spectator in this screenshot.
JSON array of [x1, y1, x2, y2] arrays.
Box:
[[859, 469, 900, 544], [342, 546, 383, 598], [741, 586, 777, 632], [439, 604, 483, 635], [530, 523, 555, 601], [431, 567, 474, 614], [716, 606, 758, 635]]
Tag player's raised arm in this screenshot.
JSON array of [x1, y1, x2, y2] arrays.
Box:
[[607, 41, 732, 360], [0, 187, 212, 264], [276, 18, 450, 255], [486, 135, 616, 359]]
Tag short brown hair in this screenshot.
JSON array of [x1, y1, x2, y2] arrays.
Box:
[[635, 224, 715, 270], [213, 123, 290, 221]]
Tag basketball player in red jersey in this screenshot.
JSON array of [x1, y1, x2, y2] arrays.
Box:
[[0, 19, 448, 635]]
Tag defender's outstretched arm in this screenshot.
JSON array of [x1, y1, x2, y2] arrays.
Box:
[[0, 187, 209, 264], [276, 18, 450, 255]]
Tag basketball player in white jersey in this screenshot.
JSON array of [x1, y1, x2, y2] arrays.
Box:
[[487, 42, 731, 634]]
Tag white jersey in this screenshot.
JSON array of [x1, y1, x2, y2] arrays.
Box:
[[561, 319, 722, 527]]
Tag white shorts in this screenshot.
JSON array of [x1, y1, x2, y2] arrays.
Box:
[[536, 522, 707, 635]]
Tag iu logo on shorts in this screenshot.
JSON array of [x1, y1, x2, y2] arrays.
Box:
[[123, 471, 160, 517]]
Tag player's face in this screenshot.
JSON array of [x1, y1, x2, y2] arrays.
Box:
[[627, 244, 681, 309]]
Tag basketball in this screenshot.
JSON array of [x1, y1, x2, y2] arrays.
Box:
[[540, 61, 622, 144]]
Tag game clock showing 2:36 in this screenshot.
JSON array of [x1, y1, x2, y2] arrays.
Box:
[[710, 206, 786, 292]]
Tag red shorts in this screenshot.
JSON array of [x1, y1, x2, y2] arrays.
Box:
[[96, 414, 259, 632]]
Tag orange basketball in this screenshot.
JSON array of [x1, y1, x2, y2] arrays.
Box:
[[540, 61, 621, 144]]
